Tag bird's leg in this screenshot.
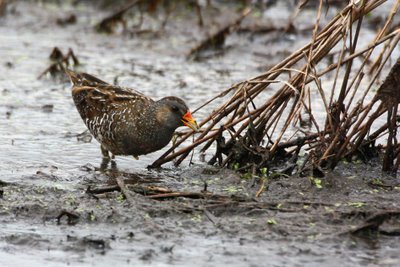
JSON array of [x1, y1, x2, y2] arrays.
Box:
[[100, 157, 110, 171], [101, 145, 110, 158], [111, 160, 117, 169]]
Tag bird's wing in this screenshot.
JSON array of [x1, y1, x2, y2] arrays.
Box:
[[72, 84, 153, 106], [68, 70, 154, 120], [66, 69, 109, 86], [72, 84, 153, 112]]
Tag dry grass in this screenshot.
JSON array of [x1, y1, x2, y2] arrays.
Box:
[[150, 0, 399, 175]]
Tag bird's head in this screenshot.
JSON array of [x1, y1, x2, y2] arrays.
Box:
[[156, 97, 199, 132]]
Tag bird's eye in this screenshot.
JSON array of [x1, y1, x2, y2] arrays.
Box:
[[171, 106, 179, 112]]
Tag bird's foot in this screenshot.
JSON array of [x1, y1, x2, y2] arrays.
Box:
[[100, 157, 110, 170], [110, 159, 117, 169], [133, 155, 139, 160]]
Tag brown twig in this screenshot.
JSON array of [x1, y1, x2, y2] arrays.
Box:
[[115, 177, 136, 205], [38, 47, 80, 80], [149, 191, 220, 200], [96, 0, 142, 33], [56, 210, 80, 225], [187, 7, 251, 60], [350, 210, 400, 236]]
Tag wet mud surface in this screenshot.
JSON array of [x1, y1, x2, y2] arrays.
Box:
[[1, 1, 400, 266]]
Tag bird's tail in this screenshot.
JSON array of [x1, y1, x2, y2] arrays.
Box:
[[65, 69, 109, 87], [65, 69, 83, 86]]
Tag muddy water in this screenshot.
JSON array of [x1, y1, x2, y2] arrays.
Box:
[[1, 1, 400, 267]]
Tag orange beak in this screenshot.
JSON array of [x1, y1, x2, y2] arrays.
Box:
[[182, 111, 199, 132]]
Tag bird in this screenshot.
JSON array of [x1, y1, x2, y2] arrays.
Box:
[[66, 69, 199, 160]]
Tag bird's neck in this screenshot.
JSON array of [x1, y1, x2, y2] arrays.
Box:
[[137, 104, 175, 146]]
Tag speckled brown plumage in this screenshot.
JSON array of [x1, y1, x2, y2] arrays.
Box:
[[66, 70, 198, 159]]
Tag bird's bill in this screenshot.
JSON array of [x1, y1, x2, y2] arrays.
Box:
[[182, 111, 199, 132]]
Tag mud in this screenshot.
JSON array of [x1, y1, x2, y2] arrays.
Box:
[[1, 1, 399, 267]]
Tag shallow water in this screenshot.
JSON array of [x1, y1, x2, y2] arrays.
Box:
[[1, 1, 399, 267]]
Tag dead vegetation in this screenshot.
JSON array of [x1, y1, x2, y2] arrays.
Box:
[[38, 47, 80, 80], [0, 0, 6, 16], [187, 7, 251, 60], [95, 0, 209, 34], [96, 0, 142, 33], [149, 0, 400, 176]]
